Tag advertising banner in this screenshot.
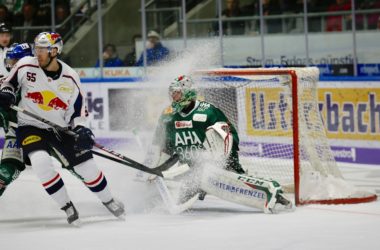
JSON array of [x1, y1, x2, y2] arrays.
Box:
[[318, 87, 380, 142], [75, 67, 145, 79], [69, 81, 380, 165], [81, 84, 109, 135]]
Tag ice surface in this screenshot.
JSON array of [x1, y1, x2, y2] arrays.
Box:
[[1, 44, 379, 250], [0, 152, 379, 250]]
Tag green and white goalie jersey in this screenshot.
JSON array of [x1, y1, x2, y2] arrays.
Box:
[[154, 100, 243, 173]]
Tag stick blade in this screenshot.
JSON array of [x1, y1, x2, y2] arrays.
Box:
[[154, 154, 180, 172]]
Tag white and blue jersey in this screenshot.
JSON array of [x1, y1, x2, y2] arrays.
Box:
[[2, 56, 86, 129]]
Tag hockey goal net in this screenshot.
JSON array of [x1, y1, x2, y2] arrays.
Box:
[[192, 67, 377, 206]]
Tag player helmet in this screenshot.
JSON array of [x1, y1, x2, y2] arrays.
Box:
[[0, 23, 11, 33], [34, 31, 63, 54], [6, 43, 33, 59], [5, 43, 33, 71], [169, 75, 197, 112]]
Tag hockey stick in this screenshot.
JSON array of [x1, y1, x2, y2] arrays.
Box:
[[155, 176, 199, 214], [10, 105, 185, 178], [90, 150, 180, 178]]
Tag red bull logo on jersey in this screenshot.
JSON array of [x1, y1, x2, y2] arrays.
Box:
[[25, 90, 68, 111]]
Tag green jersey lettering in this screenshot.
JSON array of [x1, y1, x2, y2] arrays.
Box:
[[154, 101, 240, 166], [175, 131, 202, 146]]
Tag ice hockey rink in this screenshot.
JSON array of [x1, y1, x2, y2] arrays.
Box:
[[0, 42, 379, 250], [1, 0, 380, 248], [0, 149, 379, 250]]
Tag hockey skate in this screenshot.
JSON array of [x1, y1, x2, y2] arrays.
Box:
[[265, 192, 294, 214], [61, 201, 81, 226], [198, 190, 207, 201], [274, 193, 294, 212], [103, 199, 126, 220], [276, 193, 292, 208], [263, 178, 295, 214]]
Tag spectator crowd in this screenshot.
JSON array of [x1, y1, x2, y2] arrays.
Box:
[[0, 0, 379, 68], [212, 0, 380, 34], [97, 30, 170, 68], [99, 0, 380, 68], [0, 0, 82, 42]]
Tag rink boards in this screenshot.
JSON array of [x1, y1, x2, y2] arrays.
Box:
[[1, 78, 379, 165]]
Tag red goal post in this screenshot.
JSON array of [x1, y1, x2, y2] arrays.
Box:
[[193, 67, 377, 206]]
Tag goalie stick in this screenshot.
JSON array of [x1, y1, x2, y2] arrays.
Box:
[[10, 105, 185, 178], [155, 177, 199, 214], [132, 130, 197, 214]]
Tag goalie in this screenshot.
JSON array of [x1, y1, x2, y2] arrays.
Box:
[[147, 75, 293, 214]]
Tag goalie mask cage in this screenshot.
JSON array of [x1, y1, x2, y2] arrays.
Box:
[[193, 67, 377, 206]]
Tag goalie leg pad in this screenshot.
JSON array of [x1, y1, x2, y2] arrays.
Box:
[[0, 130, 25, 196], [200, 167, 291, 213], [2, 134, 25, 171], [0, 162, 22, 196]]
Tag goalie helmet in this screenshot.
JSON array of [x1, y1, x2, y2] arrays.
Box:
[[34, 31, 63, 54], [169, 75, 197, 113]]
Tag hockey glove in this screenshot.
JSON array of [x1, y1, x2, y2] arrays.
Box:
[[0, 87, 16, 109], [73, 126, 95, 151]]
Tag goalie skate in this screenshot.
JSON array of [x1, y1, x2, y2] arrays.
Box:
[[276, 193, 293, 208], [103, 198, 126, 220], [265, 193, 294, 214], [61, 201, 81, 226]]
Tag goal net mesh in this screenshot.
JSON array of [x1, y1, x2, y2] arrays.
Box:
[[192, 67, 376, 205]]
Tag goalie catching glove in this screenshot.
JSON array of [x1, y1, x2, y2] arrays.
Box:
[[203, 122, 233, 161]]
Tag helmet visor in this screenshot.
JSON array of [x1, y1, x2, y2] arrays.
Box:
[[34, 46, 49, 55], [4, 58, 17, 71]]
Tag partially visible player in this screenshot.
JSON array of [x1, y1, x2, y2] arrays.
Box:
[[0, 43, 33, 197], [0, 32, 125, 225], [0, 22, 12, 78], [4, 43, 33, 72], [148, 75, 292, 213]]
